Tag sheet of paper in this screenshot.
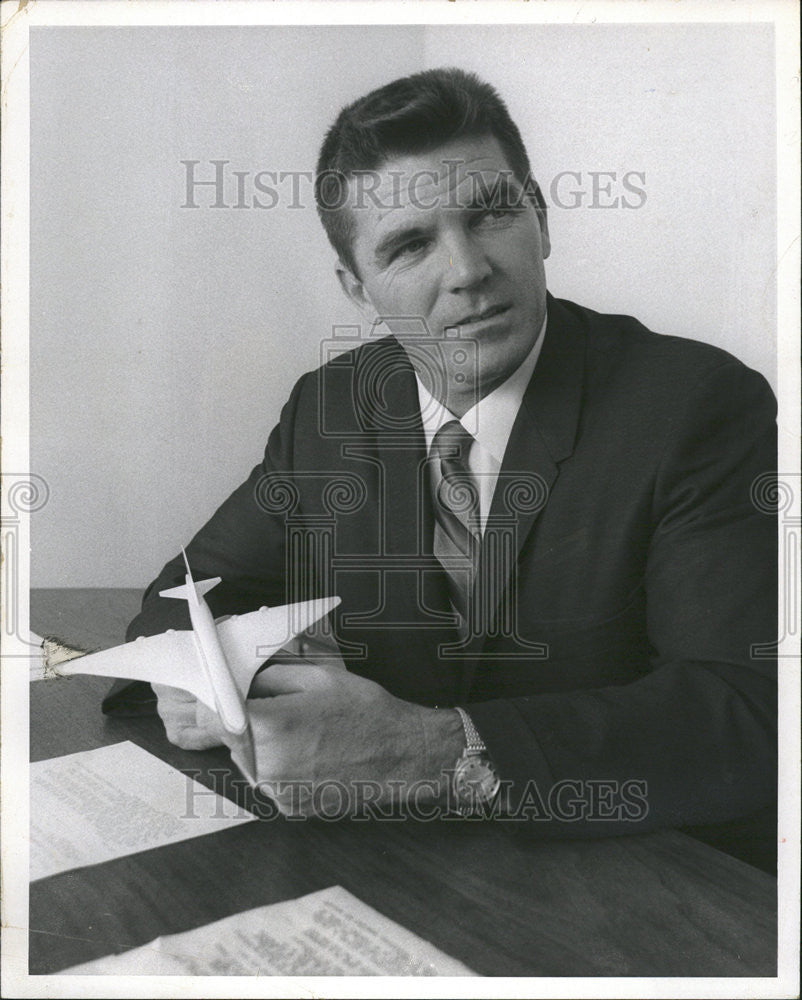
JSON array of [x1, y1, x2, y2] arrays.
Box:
[[62, 885, 477, 976], [31, 741, 255, 881]]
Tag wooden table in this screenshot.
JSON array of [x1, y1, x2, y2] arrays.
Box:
[[28, 589, 777, 977]]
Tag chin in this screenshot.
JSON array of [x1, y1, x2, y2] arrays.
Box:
[[474, 366, 515, 398], [481, 346, 528, 383]]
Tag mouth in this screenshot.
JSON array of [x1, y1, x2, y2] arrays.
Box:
[[454, 304, 511, 326]]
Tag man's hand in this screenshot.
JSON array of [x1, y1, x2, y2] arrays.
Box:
[[223, 662, 465, 817], [153, 683, 227, 751]]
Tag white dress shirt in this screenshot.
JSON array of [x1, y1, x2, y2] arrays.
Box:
[[416, 312, 548, 535]]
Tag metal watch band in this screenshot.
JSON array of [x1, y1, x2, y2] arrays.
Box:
[[455, 706, 486, 754]]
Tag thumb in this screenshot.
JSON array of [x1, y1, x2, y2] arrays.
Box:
[[250, 660, 327, 697], [194, 699, 229, 745]]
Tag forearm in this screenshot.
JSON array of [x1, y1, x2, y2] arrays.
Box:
[[468, 658, 776, 835]]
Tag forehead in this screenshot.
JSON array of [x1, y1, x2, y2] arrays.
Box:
[[347, 134, 517, 254]]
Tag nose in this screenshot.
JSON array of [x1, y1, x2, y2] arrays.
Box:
[[442, 230, 492, 292]]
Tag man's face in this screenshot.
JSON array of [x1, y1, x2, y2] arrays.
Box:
[[338, 135, 550, 411]]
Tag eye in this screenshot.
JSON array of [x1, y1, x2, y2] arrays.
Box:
[[392, 237, 429, 261], [474, 204, 519, 224]]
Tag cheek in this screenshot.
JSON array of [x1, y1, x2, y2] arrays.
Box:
[[373, 270, 434, 315], [505, 232, 543, 271]]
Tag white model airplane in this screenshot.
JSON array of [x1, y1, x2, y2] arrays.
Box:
[[57, 551, 341, 736]]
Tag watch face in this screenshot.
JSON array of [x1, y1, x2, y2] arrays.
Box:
[[454, 754, 500, 809]]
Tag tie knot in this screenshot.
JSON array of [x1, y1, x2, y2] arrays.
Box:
[[432, 420, 474, 468], [432, 420, 478, 517]]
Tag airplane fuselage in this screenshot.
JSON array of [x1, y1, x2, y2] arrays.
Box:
[[185, 590, 249, 735]]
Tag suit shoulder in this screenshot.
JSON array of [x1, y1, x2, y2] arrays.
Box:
[[557, 296, 771, 391], [280, 334, 406, 434], [292, 335, 400, 389]]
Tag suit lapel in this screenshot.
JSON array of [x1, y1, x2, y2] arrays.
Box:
[[466, 297, 587, 678], [495, 295, 586, 529], [346, 336, 453, 625], [364, 336, 431, 558]]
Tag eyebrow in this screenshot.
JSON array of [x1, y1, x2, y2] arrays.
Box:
[[466, 174, 528, 209], [373, 225, 431, 268]]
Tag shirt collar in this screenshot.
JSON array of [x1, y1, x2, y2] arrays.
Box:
[[415, 310, 548, 461]]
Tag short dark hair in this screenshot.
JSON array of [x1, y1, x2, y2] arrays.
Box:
[[315, 67, 535, 276]]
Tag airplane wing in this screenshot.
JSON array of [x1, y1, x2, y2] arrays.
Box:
[[55, 595, 341, 708], [55, 629, 216, 710], [216, 596, 341, 697]]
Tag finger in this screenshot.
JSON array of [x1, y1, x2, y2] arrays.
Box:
[[170, 725, 223, 752], [251, 662, 311, 696], [153, 683, 196, 705], [154, 689, 223, 751], [194, 700, 228, 747], [253, 660, 341, 696], [160, 711, 216, 750], [300, 653, 348, 673], [152, 683, 195, 701], [155, 692, 196, 729]]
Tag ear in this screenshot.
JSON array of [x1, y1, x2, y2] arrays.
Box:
[[529, 182, 551, 261], [539, 209, 551, 261], [335, 260, 374, 315]]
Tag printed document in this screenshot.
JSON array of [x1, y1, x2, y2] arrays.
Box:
[[31, 741, 255, 881], [62, 885, 476, 976]]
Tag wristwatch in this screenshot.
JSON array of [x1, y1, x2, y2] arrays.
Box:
[[452, 707, 500, 815]]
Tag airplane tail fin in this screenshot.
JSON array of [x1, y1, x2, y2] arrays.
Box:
[[160, 549, 221, 602], [159, 577, 222, 601]]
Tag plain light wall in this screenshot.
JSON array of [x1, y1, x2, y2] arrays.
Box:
[[31, 24, 776, 587], [31, 26, 423, 586]]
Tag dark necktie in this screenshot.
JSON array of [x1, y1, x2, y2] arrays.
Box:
[[430, 420, 481, 629]]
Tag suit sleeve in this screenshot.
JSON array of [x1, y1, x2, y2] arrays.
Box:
[[467, 361, 777, 835]]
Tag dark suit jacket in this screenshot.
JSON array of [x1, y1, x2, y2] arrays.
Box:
[[123, 295, 777, 844]]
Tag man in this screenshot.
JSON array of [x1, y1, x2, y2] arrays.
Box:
[[111, 69, 776, 860]]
